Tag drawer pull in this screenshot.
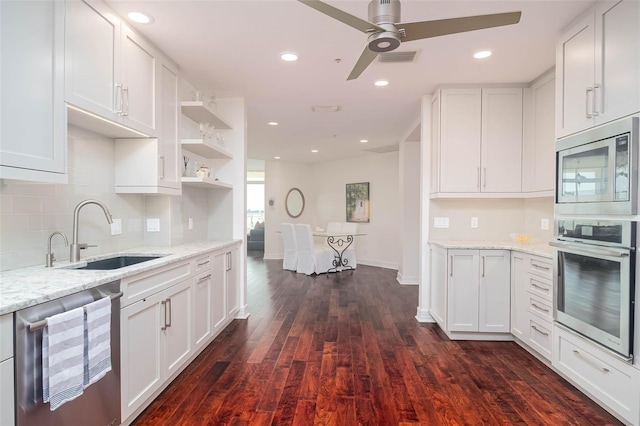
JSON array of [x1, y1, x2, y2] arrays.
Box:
[[572, 349, 610, 373], [198, 260, 210, 267], [532, 263, 550, 271], [532, 325, 549, 336], [531, 283, 549, 293], [198, 274, 212, 282], [531, 303, 549, 314]]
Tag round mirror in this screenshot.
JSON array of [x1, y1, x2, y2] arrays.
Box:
[[285, 188, 305, 218]]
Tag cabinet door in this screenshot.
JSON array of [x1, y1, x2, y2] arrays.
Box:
[[0, 0, 66, 180], [510, 252, 529, 340], [523, 73, 555, 193], [429, 94, 440, 194], [120, 25, 158, 136], [429, 246, 447, 328], [159, 62, 181, 191], [212, 252, 227, 334], [594, 0, 640, 126], [439, 89, 482, 192], [447, 250, 479, 332], [193, 271, 213, 350], [0, 358, 13, 426], [65, 0, 120, 120], [481, 88, 523, 192], [478, 250, 510, 332], [162, 279, 193, 378], [120, 292, 164, 420], [226, 249, 240, 318], [556, 11, 595, 138]]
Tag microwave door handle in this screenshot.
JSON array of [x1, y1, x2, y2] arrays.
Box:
[[550, 241, 629, 258]]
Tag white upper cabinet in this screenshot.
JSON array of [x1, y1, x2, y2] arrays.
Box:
[[435, 87, 523, 195], [0, 0, 67, 183], [556, 0, 640, 138], [65, 0, 159, 137]]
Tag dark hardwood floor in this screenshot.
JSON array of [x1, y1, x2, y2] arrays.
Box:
[[132, 252, 622, 425]]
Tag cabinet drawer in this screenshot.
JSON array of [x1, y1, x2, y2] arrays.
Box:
[[527, 315, 552, 360], [193, 253, 213, 273], [527, 294, 553, 322], [528, 256, 552, 280], [121, 260, 191, 307], [554, 326, 640, 425], [526, 274, 552, 301], [0, 314, 13, 362]]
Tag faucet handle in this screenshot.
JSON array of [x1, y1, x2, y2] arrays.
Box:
[[78, 243, 97, 250]]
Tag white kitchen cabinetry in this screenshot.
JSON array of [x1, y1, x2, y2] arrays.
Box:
[[554, 324, 640, 425], [0, 0, 67, 183], [556, 0, 640, 138], [511, 252, 554, 361], [522, 71, 555, 194], [430, 247, 511, 339], [65, 0, 159, 137], [0, 314, 14, 426], [193, 254, 213, 350], [114, 60, 181, 195], [226, 247, 240, 318], [434, 87, 523, 195], [120, 277, 192, 421], [212, 251, 228, 334]]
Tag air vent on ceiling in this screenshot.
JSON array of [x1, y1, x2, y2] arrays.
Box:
[[378, 51, 417, 63], [311, 105, 341, 113], [364, 144, 399, 154]]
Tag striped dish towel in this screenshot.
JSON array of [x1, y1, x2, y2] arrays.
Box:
[[84, 296, 112, 387], [42, 307, 85, 411]]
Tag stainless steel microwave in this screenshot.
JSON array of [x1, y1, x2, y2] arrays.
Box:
[[556, 116, 639, 215]]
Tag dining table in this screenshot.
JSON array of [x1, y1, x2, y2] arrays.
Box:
[[313, 231, 366, 273]]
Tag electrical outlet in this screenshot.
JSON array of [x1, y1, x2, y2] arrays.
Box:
[[541, 218, 550, 230], [188, 218, 193, 230], [434, 217, 449, 228], [110, 218, 122, 235], [471, 217, 478, 228], [146, 218, 160, 232]]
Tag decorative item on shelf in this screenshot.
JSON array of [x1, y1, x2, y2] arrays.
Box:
[[196, 166, 211, 178], [192, 90, 203, 101], [183, 155, 190, 177], [215, 132, 225, 147], [207, 93, 217, 111]]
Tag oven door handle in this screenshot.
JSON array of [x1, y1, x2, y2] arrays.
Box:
[[550, 241, 630, 258]]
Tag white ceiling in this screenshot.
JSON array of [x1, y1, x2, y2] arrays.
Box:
[[107, 0, 593, 164]]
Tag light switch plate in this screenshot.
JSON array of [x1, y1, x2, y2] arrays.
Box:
[[146, 218, 160, 232], [541, 218, 550, 230], [471, 217, 478, 228], [188, 218, 193, 230], [110, 218, 122, 235], [434, 217, 449, 228]]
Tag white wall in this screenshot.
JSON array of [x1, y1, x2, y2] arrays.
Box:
[[398, 140, 420, 284], [264, 152, 401, 270]]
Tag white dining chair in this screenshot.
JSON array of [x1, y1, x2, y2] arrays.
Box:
[[294, 224, 332, 275], [280, 223, 297, 271]]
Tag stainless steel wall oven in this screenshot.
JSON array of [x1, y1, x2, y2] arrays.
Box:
[[552, 218, 635, 361]]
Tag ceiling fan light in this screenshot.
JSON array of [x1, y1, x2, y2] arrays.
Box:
[[280, 52, 299, 62], [473, 50, 492, 59], [374, 80, 389, 87]]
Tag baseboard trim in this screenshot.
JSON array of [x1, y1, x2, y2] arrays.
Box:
[[358, 258, 398, 270], [396, 272, 418, 285], [415, 307, 435, 323]]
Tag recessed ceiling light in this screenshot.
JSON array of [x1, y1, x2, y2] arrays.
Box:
[[127, 11, 153, 24], [360, 139, 368, 143], [280, 52, 299, 62], [274, 156, 281, 160], [267, 122, 279, 126], [311, 149, 318, 153], [473, 50, 492, 59], [374, 80, 389, 87]]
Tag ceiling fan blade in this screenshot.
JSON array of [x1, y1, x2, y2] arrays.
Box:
[[347, 47, 378, 80], [298, 0, 384, 34], [397, 11, 522, 42]]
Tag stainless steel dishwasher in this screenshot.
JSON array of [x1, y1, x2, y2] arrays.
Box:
[[15, 281, 121, 426]]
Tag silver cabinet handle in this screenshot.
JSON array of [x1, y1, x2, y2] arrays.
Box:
[[585, 87, 594, 118], [122, 85, 129, 117], [482, 167, 486, 188], [550, 241, 629, 258], [161, 300, 167, 330], [572, 349, 610, 373], [159, 155, 165, 180], [226, 252, 232, 271], [592, 83, 601, 116], [532, 263, 550, 271], [530, 283, 550, 293], [481, 256, 485, 277], [531, 325, 549, 336], [198, 274, 212, 283], [115, 83, 123, 115], [531, 303, 549, 313], [198, 260, 210, 267], [450, 255, 453, 277], [166, 298, 172, 328]]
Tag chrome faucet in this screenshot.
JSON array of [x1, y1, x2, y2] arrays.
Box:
[[45, 232, 69, 267], [70, 199, 113, 263]]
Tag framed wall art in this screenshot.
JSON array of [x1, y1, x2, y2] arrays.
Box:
[[346, 182, 370, 223]]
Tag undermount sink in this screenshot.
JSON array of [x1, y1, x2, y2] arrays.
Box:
[[75, 255, 165, 270]]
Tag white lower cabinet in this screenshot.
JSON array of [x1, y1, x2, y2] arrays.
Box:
[[0, 313, 14, 426], [226, 248, 240, 318], [120, 277, 192, 421], [193, 270, 213, 350], [430, 246, 511, 338], [212, 252, 228, 334], [554, 324, 640, 425]]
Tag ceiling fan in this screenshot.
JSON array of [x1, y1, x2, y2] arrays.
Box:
[[298, 0, 522, 80]]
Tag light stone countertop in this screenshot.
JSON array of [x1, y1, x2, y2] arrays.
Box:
[[429, 240, 553, 259], [0, 240, 241, 315]]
